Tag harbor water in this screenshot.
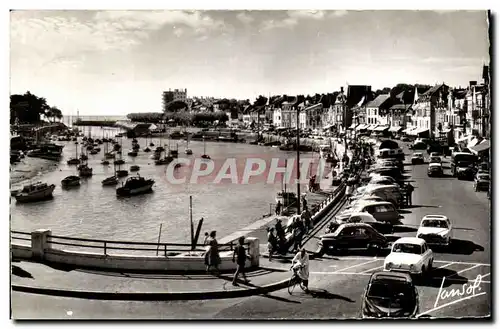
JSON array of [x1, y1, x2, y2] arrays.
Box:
[[10, 127, 345, 246]]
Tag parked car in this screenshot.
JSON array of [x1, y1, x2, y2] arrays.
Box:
[[338, 212, 393, 234], [342, 200, 401, 225], [455, 162, 476, 180], [370, 166, 402, 180], [474, 172, 490, 192], [353, 185, 403, 208], [361, 271, 419, 318], [428, 156, 442, 164], [451, 152, 477, 176], [429, 152, 441, 158], [383, 237, 434, 276], [411, 153, 425, 165], [416, 215, 452, 246], [317, 223, 389, 256], [427, 163, 443, 177], [410, 142, 426, 150]]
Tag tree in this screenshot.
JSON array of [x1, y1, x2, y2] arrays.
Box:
[[10, 91, 53, 124]]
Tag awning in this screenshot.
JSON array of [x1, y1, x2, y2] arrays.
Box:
[[356, 124, 368, 131], [349, 123, 357, 129], [467, 138, 479, 149], [374, 125, 389, 132], [469, 140, 490, 155], [402, 127, 414, 134], [412, 127, 429, 136], [367, 125, 377, 131], [389, 126, 403, 132]]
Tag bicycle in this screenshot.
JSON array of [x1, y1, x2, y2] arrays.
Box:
[[288, 264, 307, 295]]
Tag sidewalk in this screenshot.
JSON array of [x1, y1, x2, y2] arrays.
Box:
[[11, 260, 290, 300]]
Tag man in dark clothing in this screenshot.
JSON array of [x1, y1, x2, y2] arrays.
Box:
[[301, 196, 307, 210], [406, 183, 415, 206], [275, 200, 282, 216], [232, 236, 249, 286]]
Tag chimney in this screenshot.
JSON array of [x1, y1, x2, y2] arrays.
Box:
[[340, 87, 344, 93], [469, 81, 477, 87]]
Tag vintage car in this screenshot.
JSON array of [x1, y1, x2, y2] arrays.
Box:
[[474, 172, 490, 192], [429, 152, 441, 158], [411, 153, 425, 165], [427, 163, 443, 177], [361, 271, 419, 319], [316, 223, 389, 256], [455, 162, 476, 180], [416, 215, 452, 246], [337, 212, 393, 234], [340, 200, 401, 225], [428, 156, 442, 164], [383, 237, 434, 276]]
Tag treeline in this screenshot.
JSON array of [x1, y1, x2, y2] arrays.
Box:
[[10, 91, 63, 125], [127, 111, 229, 125]]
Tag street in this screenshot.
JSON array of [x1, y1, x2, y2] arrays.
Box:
[[11, 143, 491, 319]]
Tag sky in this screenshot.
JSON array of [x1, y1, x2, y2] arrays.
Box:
[[10, 10, 490, 115]]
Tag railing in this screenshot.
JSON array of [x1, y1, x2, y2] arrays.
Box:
[[11, 230, 31, 244], [10, 230, 248, 257]]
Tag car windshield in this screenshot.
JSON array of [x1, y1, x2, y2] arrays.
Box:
[[430, 157, 441, 163], [422, 220, 448, 228], [367, 281, 414, 309], [413, 153, 422, 157], [392, 243, 422, 254]]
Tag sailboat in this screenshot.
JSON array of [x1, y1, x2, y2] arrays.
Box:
[[102, 163, 119, 186], [144, 135, 151, 152], [185, 128, 193, 155], [201, 137, 211, 160], [101, 136, 111, 165], [78, 148, 93, 177], [61, 175, 80, 188], [115, 152, 128, 177], [67, 140, 81, 165]]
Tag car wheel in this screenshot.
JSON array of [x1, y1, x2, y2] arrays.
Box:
[[368, 243, 381, 255]]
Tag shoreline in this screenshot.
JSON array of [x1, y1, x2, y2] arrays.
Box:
[[10, 158, 60, 187]]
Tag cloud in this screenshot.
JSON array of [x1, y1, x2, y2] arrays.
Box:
[[261, 10, 341, 31], [237, 12, 254, 25], [330, 10, 348, 18], [288, 10, 326, 20]]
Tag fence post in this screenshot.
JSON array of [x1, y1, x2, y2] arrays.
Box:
[[31, 229, 51, 261], [104, 242, 107, 255], [164, 244, 167, 257]]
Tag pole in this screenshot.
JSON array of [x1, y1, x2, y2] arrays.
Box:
[[296, 104, 301, 214], [190, 196, 194, 249], [156, 223, 163, 256]]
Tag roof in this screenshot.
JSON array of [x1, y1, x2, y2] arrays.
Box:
[[469, 140, 490, 154], [393, 237, 426, 245], [422, 84, 442, 96], [370, 271, 412, 282], [422, 215, 449, 221], [366, 94, 390, 108], [389, 104, 412, 111]]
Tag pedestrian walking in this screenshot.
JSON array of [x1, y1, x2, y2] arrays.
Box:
[[275, 200, 282, 216], [301, 196, 307, 210], [204, 231, 221, 274], [292, 220, 304, 253], [406, 183, 414, 206], [301, 209, 311, 235], [232, 236, 249, 286], [267, 227, 278, 261], [203, 232, 209, 245]]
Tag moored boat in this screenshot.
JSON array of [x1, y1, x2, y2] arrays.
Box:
[[15, 182, 55, 203], [144, 147, 151, 152], [102, 175, 118, 186], [130, 165, 140, 172], [114, 159, 125, 165], [116, 175, 154, 196], [116, 169, 128, 177], [61, 175, 80, 187], [128, 150, 138, 157], [78, 164, 93, 177]]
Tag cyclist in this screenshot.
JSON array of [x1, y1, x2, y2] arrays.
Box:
[[291, 248, 310, 293]]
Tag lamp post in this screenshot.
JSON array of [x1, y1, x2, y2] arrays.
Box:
[[296, 103, 301, 214]]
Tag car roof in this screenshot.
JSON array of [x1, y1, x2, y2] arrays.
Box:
[[412, 152, 423, 156], [370, 271, 412, 283], [366, 184, 399, 191], [428, 163, 442, 167], [393, 237, 426, 245], [349, 212, 377, 220], [422, 215, 449, 221], [340, 223, 372, 228]]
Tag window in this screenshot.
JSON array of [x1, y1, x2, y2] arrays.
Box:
[[340, 227, 356, 236]]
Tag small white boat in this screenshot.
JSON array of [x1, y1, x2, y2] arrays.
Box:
[[15, 182, 55, 203]]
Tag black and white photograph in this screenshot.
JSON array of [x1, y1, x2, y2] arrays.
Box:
[[8, 6, 492, 320]]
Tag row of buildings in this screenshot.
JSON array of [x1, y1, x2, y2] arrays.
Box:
[[241, 65, 490, 147], [162, 65, 490, 147]]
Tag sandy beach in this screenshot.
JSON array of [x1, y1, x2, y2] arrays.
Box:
[[10, 157, 60, 188]]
